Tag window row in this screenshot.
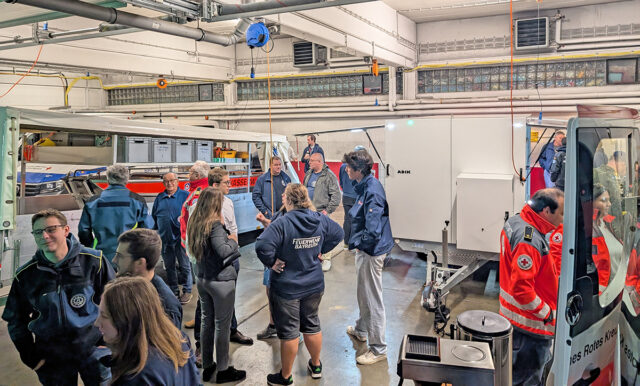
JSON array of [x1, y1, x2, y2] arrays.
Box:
[[417, 57, 639, 93], [107, 83, 225, 106], [236, 73, 402, 101]]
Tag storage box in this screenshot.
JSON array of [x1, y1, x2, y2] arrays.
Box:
[[221, 150, 237, 158], [174, 140, 195, 163], [152, 138, 173, 163], [118, 136, 151, 163], [236, 151, 249, 159], [195, 140, 213, 162]]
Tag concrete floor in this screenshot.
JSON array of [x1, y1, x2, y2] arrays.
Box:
[[0, 208, 500, 386]]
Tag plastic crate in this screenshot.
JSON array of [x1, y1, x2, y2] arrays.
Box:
[[195, 140, 213, 162], [174, 140, 195, 163], [152, 138, 173, 163], [118, 136, 150, 163]]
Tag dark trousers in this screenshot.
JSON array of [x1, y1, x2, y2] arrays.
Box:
[[35, 347, 111, 386], [512, 329, 552, 386], [195, 260, 239, 346], [342, 195, 356, 244], [163, 241, 192, 295]]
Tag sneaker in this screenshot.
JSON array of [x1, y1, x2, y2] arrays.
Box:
[[215, 366, 246, 383], [257, 324, 278, 340], [307, 359, 322, 379], [356, 350, 387, 365], [346, 326, 367, 342], [267, 370, 293, 386], [298, 334, 304, 344], [321, 259, 331, 272], [343, 243, 349, 250], [202, 362, 216, 382], [230, 329, 254, 345], [179, 292, 193, 305], [184, 319, 196, 329]]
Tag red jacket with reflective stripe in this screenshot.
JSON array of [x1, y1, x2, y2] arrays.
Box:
[[549, 224, 563, 275], [499, 205, 558, 338], [179, 178, 209, 248]]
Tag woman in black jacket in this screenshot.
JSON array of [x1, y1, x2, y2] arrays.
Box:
[[187, 187, 246, 383]]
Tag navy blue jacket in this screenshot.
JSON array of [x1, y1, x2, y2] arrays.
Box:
[[112, 340, 200, 386], [152, 188, 189, 245], [339, 163, 357, 199], [151, 275, 183, 330], [255, 209, 343, 299], [348, 174, 394, 256], [539, 142, 557, 172], [2, 234, 115, 368], [79, 185, 154, 262], [252, 170, 291, 218], [302, 144, 325, 173]]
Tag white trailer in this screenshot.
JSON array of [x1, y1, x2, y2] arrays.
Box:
[[383, 116, 528, 308]]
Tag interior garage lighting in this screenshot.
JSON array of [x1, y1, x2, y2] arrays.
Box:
[[407, 120, 414, 126]]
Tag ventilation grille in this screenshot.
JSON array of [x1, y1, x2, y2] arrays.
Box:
[[293, 41, 315, 67], [515, 17, 549, 49]]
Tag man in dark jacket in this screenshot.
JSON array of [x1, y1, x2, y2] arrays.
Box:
[[550, 137, 566, 191], [2, 208, 115, 385], [78, 164, 153, 263], [539, 131, 565, 188], [339, 146, 365, 249], [252, 156, 291, 218], [342, 149, 393, 365], [301, 134, 325, 173], [152, 172, 191, 303], [114, 229, 183, 330]]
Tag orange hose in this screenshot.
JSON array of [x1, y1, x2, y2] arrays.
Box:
[[0, 44, 44, 99], [509, 0, 522, 180]]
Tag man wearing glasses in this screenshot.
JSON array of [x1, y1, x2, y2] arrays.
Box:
[[2, 208, 115, 385], [152, 172, 191, 304]]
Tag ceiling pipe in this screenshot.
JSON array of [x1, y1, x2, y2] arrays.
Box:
[[0, 26, 141, 51], [212, 0, 375, 22], [6, 0, 250, 46], [221, 0, 321, 15]]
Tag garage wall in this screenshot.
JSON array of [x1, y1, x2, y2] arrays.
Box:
[[0, 72, 103, 109], [416, 0, 640, 62]]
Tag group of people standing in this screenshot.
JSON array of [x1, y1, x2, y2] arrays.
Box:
[[2, 141, 394, 386]]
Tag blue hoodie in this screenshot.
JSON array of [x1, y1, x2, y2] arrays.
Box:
[[255, 209, 343, 299], [348, 174, 394, 256]]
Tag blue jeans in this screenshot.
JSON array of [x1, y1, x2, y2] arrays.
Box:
[[35, 346, 111, 386], [163, 241, 192, 295], [512, 329, 552, 386]]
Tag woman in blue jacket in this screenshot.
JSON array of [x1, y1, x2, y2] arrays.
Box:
[[342, 149, 393, 365], [187, 187, 246, 384], [256, 183, 343, 386], [95, 276, 199, 385]]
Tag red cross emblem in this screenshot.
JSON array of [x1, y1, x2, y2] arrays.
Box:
[[517, 255, 533, 271]]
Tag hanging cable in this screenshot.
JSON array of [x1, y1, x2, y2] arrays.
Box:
[[267, 42, 275, 216], [0, 44, 43, 99], [509, 0, 523, 181]]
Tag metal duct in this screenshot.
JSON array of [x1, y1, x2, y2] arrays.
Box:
[[6, 0, 250, 46], [220, 0, 321, 15]]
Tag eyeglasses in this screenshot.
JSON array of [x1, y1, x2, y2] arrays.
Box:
[[221, 180, 231, 186], [32, 224, 64, 236]]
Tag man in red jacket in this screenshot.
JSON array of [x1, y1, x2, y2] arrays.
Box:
[[179, 160, 210, 366], [500, 188, 564, 386]]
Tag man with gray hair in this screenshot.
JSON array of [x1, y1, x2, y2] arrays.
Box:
[[78, 164, 153, 263]]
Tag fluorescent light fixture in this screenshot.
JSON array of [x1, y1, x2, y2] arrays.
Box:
[[351, 129, 363, 132], [407, 120, 414, 126], [386, 123, 396, 130], [513, 122, 523, 129]]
